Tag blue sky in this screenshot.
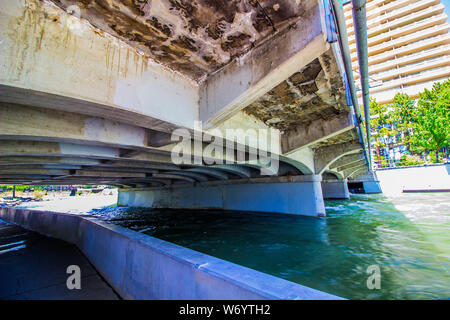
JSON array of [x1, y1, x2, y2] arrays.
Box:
[[443, 0, 450, 22]]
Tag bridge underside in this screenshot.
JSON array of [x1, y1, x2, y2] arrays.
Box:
[[0, 0, 377, 216]]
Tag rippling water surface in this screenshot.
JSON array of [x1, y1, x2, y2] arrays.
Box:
[[90, 193, 448, 299]]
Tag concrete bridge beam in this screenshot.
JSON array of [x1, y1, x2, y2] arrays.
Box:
[[118, 175, 326, 217], [0, 103, 161, 151], [0, 0, 197, 131], [343, 164, 367, 179], [0, 140, 173, 163], [0, 0, 331, 133], [198, 2, 329, 127], [281, 113, 355, 153], [336, 159, 366, 172], [314, 141, 363, 175], [329, 153, 364, 170]]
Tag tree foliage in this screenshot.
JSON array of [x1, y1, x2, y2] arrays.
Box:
[[369, 79, 450, 165], [410, 81, 450, 155]]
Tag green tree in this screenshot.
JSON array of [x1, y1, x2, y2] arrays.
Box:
[[390, 93, 416, 150], [369, 98, 397, 166], [411, 80, 450, 162]]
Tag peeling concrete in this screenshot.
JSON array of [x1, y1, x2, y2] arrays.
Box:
[[243, 48, 349, 132], [0, 0, 369, 188], [47, 0, 307, 81]]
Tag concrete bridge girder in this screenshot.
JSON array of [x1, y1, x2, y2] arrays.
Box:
[[349, 168, 371, 180], [0, 0, 375, 215], [0, 102, 314, 177], [343, 164, 368, 179], [314, 141, 363, 175], [329, 153, 365, 170], [0, 138, 311, 186], [184, 168, 231, 181], [0, 0, 329, 131], [281, 113, 355, 153], [336, 159, 366, 172], [164, 171, 210, 183]]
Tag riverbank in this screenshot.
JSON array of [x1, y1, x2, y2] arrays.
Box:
[[1, 192, 118, 214], [375, 163, 450, 194], [5, 192, 449, 299]]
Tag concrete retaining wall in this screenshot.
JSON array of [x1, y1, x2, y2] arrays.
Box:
[[375, 163, 450, 194], [0, 207, 342, 300]]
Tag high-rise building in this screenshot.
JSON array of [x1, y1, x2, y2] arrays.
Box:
[[344, 0, 450, 105]]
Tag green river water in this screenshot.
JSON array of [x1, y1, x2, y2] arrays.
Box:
[[92, 193, 449, 300]]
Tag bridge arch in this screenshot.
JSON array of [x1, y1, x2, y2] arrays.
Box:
[[322, 170, 344, 180]]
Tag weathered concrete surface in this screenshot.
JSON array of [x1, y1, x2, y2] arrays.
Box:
[[0, 219, 119, 300], [313, 140, 363, 175], [329, 152, 364, 170], [0, 208, 343, 300], [199, 6, 330, 127], [243, 49, 348, 132], [47, 0, 310, 81], [118, 175, 326, 217], [281, 113, 354, 153], [0, 0, 336, 131], [0, 0, 199, 130], [0, 0, 369, 209]]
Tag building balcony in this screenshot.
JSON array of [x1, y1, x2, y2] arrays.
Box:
[[344, 0, 389, 16], [346, 0, 426, 23], [351, 29, 450, 63], [357, 66, 450, 96], [346, 0, 445, 37], [369, 76, 449, 104], [369, 55, 450, 81], [346, 0, 442, 37], [348, 5, 447, 46], [354, 44, 450, 79]]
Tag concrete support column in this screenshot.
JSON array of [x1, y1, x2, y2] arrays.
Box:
[[321, 179, 350, 199], [118, 175, 326, 217], [362, 181, 382, 193], [359, 172, 382, 194]]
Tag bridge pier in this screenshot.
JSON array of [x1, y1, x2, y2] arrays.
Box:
[[348, 173, 382, 194], [118, 175, 326, 217], [321, 179, 350, 199], [361, 181, 382, 194]]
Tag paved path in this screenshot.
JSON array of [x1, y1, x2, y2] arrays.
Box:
[[0, 219, 119, 300]]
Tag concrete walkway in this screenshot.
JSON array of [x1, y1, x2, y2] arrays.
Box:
[[0, 219, 119, 300]]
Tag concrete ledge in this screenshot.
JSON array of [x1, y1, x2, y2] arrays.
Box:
[[0, 207, 343, 300]]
